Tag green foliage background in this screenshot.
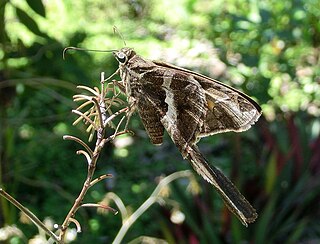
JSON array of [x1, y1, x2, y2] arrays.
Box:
[[1, 0, 320, 243]]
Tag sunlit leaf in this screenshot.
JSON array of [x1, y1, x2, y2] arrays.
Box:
[[15, 7, 46, 37]]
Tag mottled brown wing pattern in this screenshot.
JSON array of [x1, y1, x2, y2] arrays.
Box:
[[133, 66, 207, 149], [135, 61, 260, 225], [136, 95, 165, 145], [199, 81, 261, 137], [114, 48, 261, 226], [154, 61, 262, 140], [137, 64, 261, 145], [159, 68, 206, 148]]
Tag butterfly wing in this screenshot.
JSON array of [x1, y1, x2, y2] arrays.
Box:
[[153, 60, 262, 141], [149, 61, 259, 225], [136, 95, 165, 145], [197, 76, 261, 137], [131, 62, 207, 149], [125, 57, 260, 225]]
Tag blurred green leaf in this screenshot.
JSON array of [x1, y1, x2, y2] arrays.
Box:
[[265, 152, 277, 194], [15, 7, 46, 37], [231, 216, 244, 243], [286, 219, 308, 244], [26, 0, 46, 17], [254, 194, 278, 244]]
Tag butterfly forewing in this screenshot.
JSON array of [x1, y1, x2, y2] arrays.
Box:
[[153, 60, 262, 138], [198, 78, 261, 137]]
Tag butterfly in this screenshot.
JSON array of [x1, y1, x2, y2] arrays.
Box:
[[113, 47, 261, 226]]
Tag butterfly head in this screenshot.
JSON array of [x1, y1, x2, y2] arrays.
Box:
[[113, 47, 135, 65]]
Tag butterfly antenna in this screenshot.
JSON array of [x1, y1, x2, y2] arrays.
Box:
[[113, 26, 127, 47], [63, 47, 117, 60]]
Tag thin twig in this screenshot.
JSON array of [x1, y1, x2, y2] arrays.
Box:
[[69, 218, 82, 233], [73, 94, 94, 101], [90, 174, 113, 187], [72, 110, 98, 131], [58, 71, 129, 242], [63, 135, 93, 157], [100, 72, 106, 97], [111, 115, 126, 139], [0, 188, 60, 243], [58, 72, 125, 241], [94, 86, 100, 94], [72, 110, 91, 126], [91, 97, 104, 129], [76, 85, 100, 96], [103, 107, 129, 128], [76, 150, 92, 165], [80, 203, 118, 214], [75, 100, 94, 111]]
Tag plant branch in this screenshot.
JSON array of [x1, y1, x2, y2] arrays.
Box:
[[0, 188, 60, 243], [76, 85, 100, 96], [90, 174, 113, 187], [72, 110, 98, 130], [80, 203, 118, 214], [58, 73, 128, 242], [63, 135, 93, 157]]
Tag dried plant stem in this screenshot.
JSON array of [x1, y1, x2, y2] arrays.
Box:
[[90, 174, 113, 186], [80, 203, 118, 214], [0, 188, 60, 242], [58, 73, 128, 243], [63, 135, 93, 157], [92, 97, 104, 128], [72, 110, 98, 130], [58, 137, 103, 242], [104, 107, 129, 128], [0, 67, 128, 241], [76, 85, 100, 96]]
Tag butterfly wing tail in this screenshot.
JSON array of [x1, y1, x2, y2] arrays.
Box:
[[186, 145, 257, 226]]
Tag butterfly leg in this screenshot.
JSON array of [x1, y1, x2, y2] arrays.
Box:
[[123, 97, 137, 131]]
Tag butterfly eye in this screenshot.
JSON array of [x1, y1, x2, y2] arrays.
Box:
[[117, 52, 127, 63]]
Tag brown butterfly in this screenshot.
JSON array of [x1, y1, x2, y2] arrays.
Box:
[[113, 47, 261, 226]]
